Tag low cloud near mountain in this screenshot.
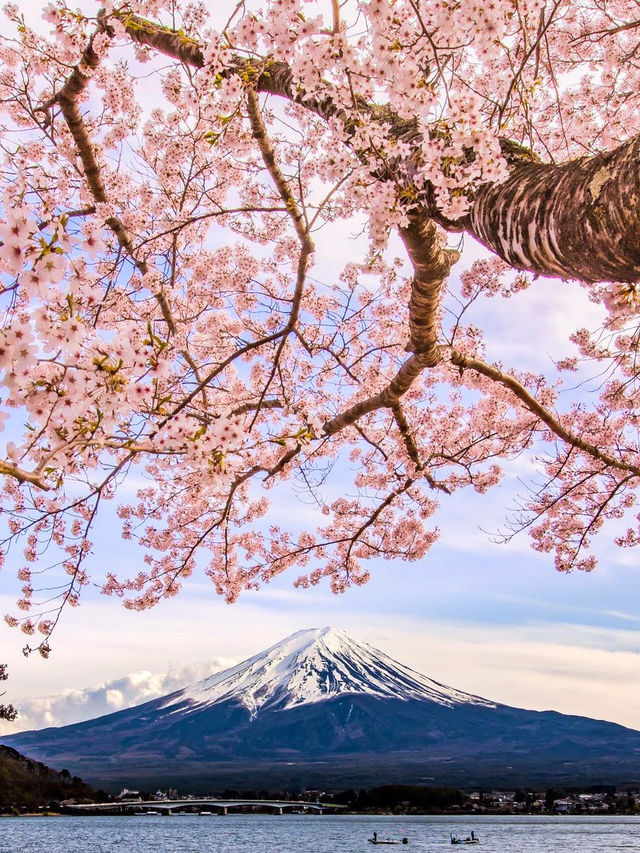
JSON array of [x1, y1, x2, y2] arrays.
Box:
[[0, 658, 237, 733]]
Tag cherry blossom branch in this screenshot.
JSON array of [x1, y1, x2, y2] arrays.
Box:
[[392, 403, 421, 468], [400, 217, 460, 361], [254, 481, 418, 572], [133, 206, 289, 250], [156, 328, 288, 429], [570, 19, 640, 44], [323, 215, 458, 435], [244, 83, 314, 422], [322, 351, 432, 435], [39, 25, 228, 417], [133, 467, 262, 606], [245, 85, 312, 247], [495, 1, 563, 128], [43, 26, 147, 270], [344, 476, 417, 566], [146, 90, 318, 432], [265, 443, 303, 478], [40, 28, 103, 192], [389, 403, 449, 493], [117, 11, 205, 66], [39, 28, 213, 380], [231, 399, 283, 417], [450, 349, 640, 477], [330, 0, 341, 34], [30, 492, 101, 653]]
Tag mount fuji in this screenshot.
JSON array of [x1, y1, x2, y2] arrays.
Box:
[[155, 627, 496, 716], [4, 627, 640, 791]]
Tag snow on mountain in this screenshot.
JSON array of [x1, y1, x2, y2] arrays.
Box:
[[160, 626, 495, 718]]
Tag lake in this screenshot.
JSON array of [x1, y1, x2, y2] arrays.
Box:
[[1, 813, 639, 852]]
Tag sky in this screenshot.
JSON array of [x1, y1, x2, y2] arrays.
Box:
[[1, 0, 640, 741]]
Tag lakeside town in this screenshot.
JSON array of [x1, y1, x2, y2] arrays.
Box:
[[7, 784, 640, 817], [127, 785, 640, 816]]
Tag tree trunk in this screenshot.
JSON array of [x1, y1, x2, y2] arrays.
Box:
[[464, 136, 640, 283]]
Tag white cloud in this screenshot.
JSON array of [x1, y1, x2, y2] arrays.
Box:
[[105, 689, 125, 709], [0, 658, 236, 735]]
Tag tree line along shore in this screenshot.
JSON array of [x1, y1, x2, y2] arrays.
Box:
[[3, 745, 640, 819]]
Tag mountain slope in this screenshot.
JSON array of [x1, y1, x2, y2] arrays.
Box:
[[3, 627, 640, 791]]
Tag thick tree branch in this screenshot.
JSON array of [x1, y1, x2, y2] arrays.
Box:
[[464, 136, 640, 283], [41, 26, 185, 348], [323, 216, 457, 435], [245, 86, 312, 249], [41, 24, 217, 400], [400, 217, 460, 361], [47, 27, 144, 268], [322, 350, 433, 435], [0, 460, 50, 491], [117, 12, 205, 66]]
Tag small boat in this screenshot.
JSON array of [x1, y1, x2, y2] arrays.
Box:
[[450, 832, 479, 845], [368, 837, 408, 845], [199, 810, 213, 816]]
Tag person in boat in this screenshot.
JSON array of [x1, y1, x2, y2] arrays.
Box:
[[373, 832, 377, 842], [471, 831, 475, 841]]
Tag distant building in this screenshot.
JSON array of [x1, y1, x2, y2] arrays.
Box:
[[117, 788, 141, 801], [554, 798, 577, 814]]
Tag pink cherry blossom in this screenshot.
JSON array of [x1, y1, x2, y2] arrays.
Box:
[[0, 0, 639, 648]]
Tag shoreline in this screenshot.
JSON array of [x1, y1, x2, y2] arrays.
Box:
[[2, 810, 639, 818]]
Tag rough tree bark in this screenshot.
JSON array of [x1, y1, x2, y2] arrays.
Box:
[[465, 138, 640, 284]]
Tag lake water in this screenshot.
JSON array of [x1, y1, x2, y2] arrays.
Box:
[[1, 813, 640, 853]]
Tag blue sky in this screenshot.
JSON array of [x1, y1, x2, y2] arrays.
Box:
[[1, 0, 640, 740]]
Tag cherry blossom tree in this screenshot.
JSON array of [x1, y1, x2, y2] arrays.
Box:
[[2, 0, 640, 653], [0, 663, 16, 720]]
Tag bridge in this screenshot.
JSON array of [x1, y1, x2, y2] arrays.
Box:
[[63, 797, 343, 815]]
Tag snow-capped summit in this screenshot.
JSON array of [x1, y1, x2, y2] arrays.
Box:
[[160, 626, 495, 718]]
